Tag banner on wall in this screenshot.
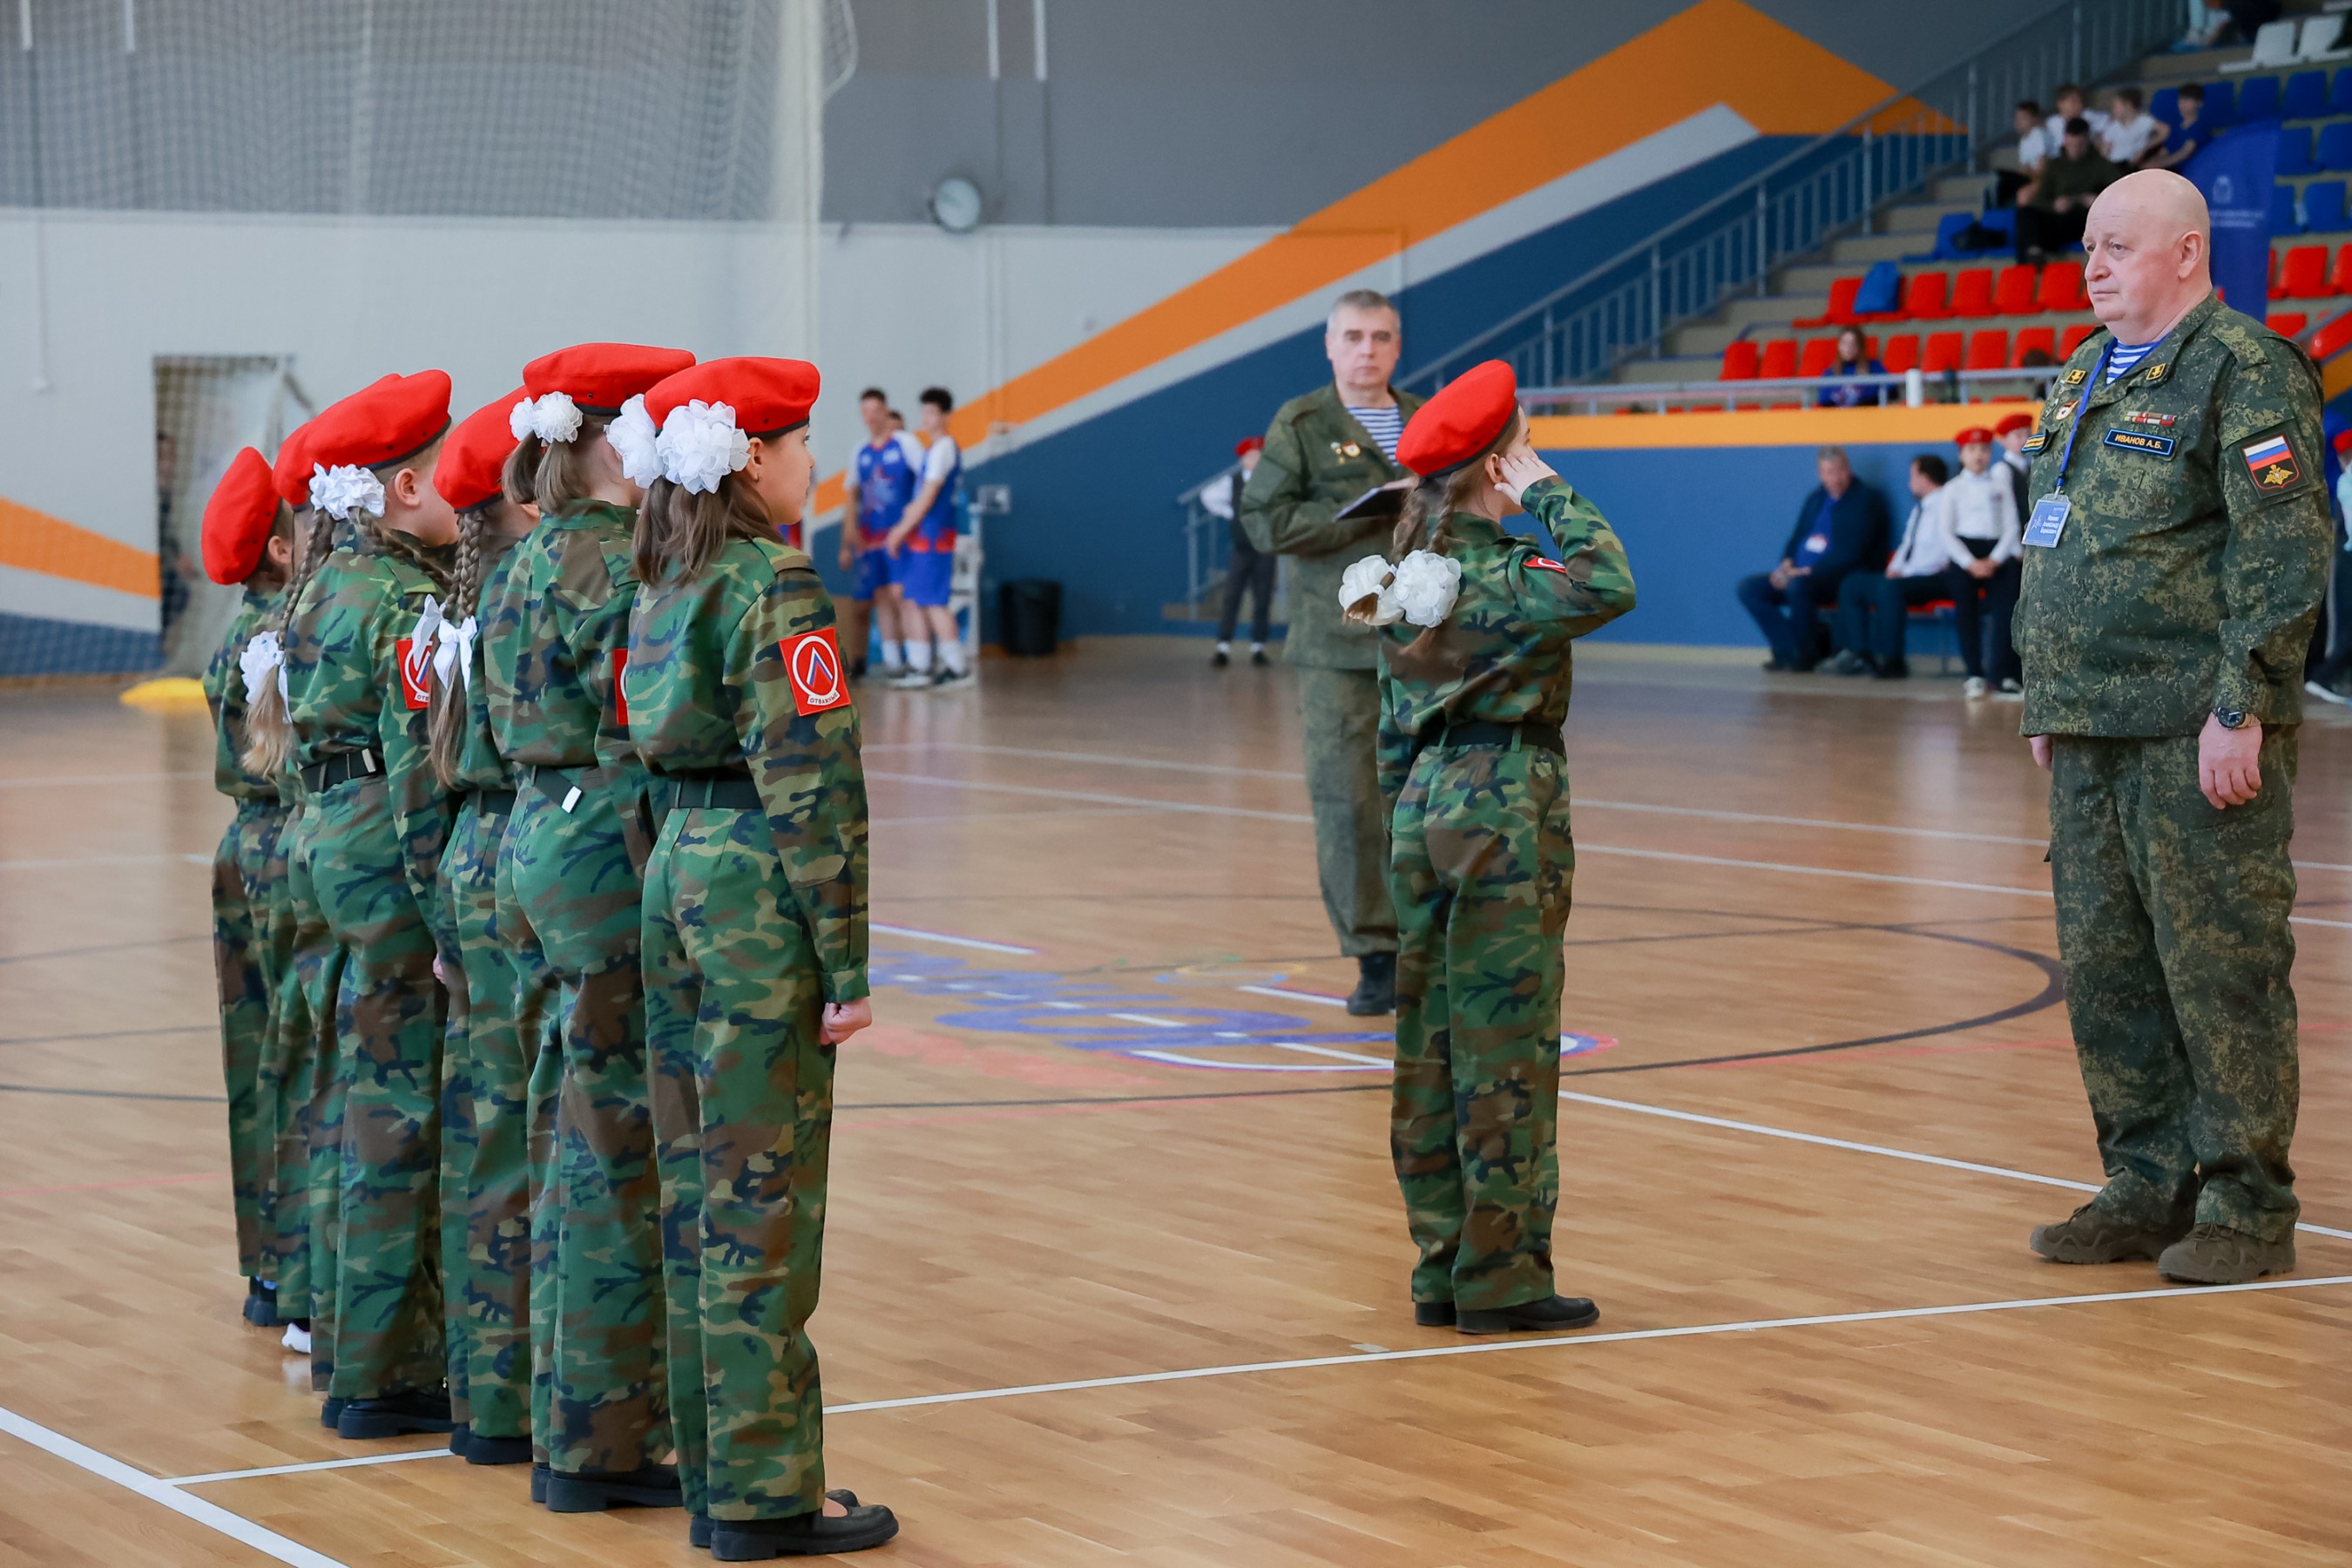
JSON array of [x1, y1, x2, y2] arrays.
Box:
[[2186, 121, 2279, 325]]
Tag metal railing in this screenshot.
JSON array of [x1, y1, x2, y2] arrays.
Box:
[[1522, 367, 2061, 415], [1399, 0, 2178, 396]]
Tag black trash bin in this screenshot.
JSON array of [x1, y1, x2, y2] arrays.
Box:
[[999, 578, 1063, 656]]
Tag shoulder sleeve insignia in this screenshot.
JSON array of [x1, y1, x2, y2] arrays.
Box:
[[781, 628, 853, 716], [1524, 557, 1569, 575], [2022, 433, 2048, 453], [2240, 433, 2300, 489]]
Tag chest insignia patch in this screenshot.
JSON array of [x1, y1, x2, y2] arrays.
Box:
[[2051, 401, 2078, 423], [2241, 434, 2300, 488], [2102, 429, 2176, 457], [2062, 368, 2087, 385], [2142, 363, 2166, 384], [781, 628, 854, 716], [1332, 441, 1362, 458], [2125, 411, 2176, 426]]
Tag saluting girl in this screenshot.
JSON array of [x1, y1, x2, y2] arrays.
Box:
[[1342, 361, 1635, 1336], [625, 358, 896, 1558]]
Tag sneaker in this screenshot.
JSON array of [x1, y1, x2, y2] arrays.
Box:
[[2028, 1200, 2193, 1264], [875, 662, 907, 683], [1871, 657, 1910, 679], [1963, 676, 1989, 700], [1345, 952, 1396, 1017], [931, 666, 974, 688], [1456, 1295, 1601, 1335], [1251, 647, 1269, 666], [280, 1321, 312, 1355], [1995, 678, 2024, 702], [1212, 643, 1231, 667], [890, 668, 932, 690], [1826, 651, 1871, 677], [2156, 1223, 2295, 1284], [2305, 678, 2349, 706]]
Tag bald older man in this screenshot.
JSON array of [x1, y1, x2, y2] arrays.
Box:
[[2013, 171, 2330, 1285]]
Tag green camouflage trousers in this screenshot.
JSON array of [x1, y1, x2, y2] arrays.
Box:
[[1298, 666, 1398, 957], [425, 804, 478, 1427], [504, 766, 666, 1474], [213, 798, 288, 1280], [1388, 740, 1574, 1311], [313, 774, 447, 1400], [443, 794, 534, 1442], [643, 805, 834, 1523], [2049, 731, 2302, 1242], [268, 801, 342, 1333]]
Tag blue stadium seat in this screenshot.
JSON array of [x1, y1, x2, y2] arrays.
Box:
[[2239, 75, 2281, 121], [2280, 125, 2317, 175], [2320, 121, 2352, 170], [2285, 70, 2328, 120], [2204, 79, 2236, 126], [2333, 68, 2352, 117], [2304, 179, 2348, 234], [2273, 183, 2302, 235], [2152, 86, 2180, 125]]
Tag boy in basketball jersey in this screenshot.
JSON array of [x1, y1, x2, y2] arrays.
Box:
[[885, 386, 971, 688], [839, 388, 922, 680]]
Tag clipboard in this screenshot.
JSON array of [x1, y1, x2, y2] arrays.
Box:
[[1335, 483, 1408, 523]]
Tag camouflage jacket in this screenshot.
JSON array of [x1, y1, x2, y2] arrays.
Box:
[[203, 583, 282, 803], [2016, 293, 2330, 736], [282, 519, 456, 902], [448, 534, 528, 794], [485, 499, 641, 772], [1374, 477, 1636, 803], [1241, 381, 1425, 670], [623, 535, 869, 1004]]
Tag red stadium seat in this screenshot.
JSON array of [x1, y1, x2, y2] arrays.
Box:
[[1903, 272, 1950, 319], [2059, 323, 2097, 358], [2331, 244, 2352, 294], [1994, 265, 2042, 314], [2282, 244, 2331, 299], [1964, 328, 2009, 370], [2268, 311, 2309, 336], [2312, 310, 2352, 360], [1880, 334, 1921, 374], [1758, 340, 1799, 379], [1793, 277, 1862, 328], [1950, 268, 1997, 317], [2010, 327, 2057, 366], [1720, 341, 1761, 380], [2038, 261, 2086, 313], [1923, 331, 1964, 374], [1798, 336, 1842, 377]]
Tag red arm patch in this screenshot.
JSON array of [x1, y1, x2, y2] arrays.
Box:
[[394, 638, 432, 710], [611, 648, 629, 725], [781, 629, 854, 715], [1524, 557, 1569, 575]]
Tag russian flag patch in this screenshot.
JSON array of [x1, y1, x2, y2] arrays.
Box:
[[2242, 434, 2300, 490]]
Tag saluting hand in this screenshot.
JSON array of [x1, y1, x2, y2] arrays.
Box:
[[2198, 713, 2263, 809], [821, 998, 873, 1044], [1492, 449, 1558, 504]]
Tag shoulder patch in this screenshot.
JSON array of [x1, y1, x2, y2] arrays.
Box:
[[2240, 432, 2302, 490], [780, 628, 853, 716], [1524, 557, 1570, 575]]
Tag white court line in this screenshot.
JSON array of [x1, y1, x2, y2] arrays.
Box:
[[166, 1447, 452, 1485], [870, 923, 1038, 956], [1236, 983, 1350, 1008], [0, 1403, 350, 1566], [0, 852, 211, 871], [0, 771, 209, 789], [863, 769, 1315, 824]]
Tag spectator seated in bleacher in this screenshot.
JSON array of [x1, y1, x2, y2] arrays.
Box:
[[2016, 118, 2119, 263], [2099, 88, 2164, 167], [1815, 326, 1888, 409], [2183, 0, 2281, 51], [2139, 82, 2214, 172], [1998, 99, 2053, 207], [2044, 84, 2111, 148], [1943, 425, 2024, 700], [1828, 454, 1951, 680], [1735, 445, 1891, 673]]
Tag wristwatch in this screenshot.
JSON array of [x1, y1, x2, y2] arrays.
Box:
[[2213, 706, 2250, 730]]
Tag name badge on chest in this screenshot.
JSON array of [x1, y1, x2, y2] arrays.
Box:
[[2023, 494, 2071, 549]]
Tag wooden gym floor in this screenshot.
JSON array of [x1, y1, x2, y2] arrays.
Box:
[[1, 639, 2347, 1567]]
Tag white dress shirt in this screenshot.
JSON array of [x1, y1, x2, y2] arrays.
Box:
[[1943, 464, 2022, 565], [1889, 488, 1958, 578]]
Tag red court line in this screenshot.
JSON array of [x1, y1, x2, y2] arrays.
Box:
[[0, 1172, 226, 1199]]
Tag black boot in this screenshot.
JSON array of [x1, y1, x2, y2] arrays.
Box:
[[336, 1389, 454, 1440], [242, 1279, 280, 1328], [319, 1396, 346, 1431], [463, 1432, 532, 1466], [1412, 1301, 1456, 1327], [710, 1501, 900, 1561], [543, 1464, 683, 1513], [1455, 1295, 1601, 1335], [449, 1424, 469, 1459], [693, 1494, 860, 1551], [1345, 952, 1396, 1017]]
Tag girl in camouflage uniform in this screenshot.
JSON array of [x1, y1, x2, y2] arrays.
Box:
[[624, 357, 896, 1559], [1345, 361, 1635, 1336]]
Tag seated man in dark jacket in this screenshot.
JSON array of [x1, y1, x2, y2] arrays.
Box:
[[1734, 446, 1891, 671]]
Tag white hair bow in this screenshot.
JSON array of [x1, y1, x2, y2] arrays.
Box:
[[432, 614, 477, 690], [239, 630, 283, 707], [310, 463, 385, 521], [510, 391, 583, 444], [655, 400, 751, 495], [608, 394, 662, 487]]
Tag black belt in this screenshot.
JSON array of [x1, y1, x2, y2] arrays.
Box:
[[299, 748, 384, 793], [661, 767, 761, 813], [1432, 719, 1565, 755], [476, 787, 517, 815]]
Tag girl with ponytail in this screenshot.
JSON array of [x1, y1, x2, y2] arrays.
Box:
[[1342, 361, 1636, 1339], [478, 341, 693, 1513], [623, 358, 895, 1557]]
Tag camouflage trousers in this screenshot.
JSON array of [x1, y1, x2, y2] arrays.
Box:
[[1297, 666, 1398, 957], [312, 773, 447, 1400], [2049, 732, 2301, 1241], [1388, 741, 1574, 1312], [212, 797, 288, 1279], [504, 765, 667, 1475], [267, 801, 342, 1332], [643, 805, 834, 1523], [442, 793, 534, 1443]]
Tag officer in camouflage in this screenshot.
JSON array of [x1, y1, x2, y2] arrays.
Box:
[[2015, 170, 2330, 1285], [1243, 290, 1424, 1015], [1354, 361, 1635, 1335]]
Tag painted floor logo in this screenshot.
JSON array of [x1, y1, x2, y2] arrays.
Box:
[[874, 948, 1614, 1073]]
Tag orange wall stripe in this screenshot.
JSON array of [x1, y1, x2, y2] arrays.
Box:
[[0, 497, 159, 599], [1528, 402, 2043, 451]]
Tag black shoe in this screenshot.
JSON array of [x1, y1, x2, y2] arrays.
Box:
[[544, 1464, 683, 1513], [1826, 651, 1870, 677], [848, 659, 867, 680], [242, 1279, 280, 1328], [1251, 648, 1269, 666], [449, 1423, 469, 1459], [1872, 657, 1909, 679], [1212, 646, 1230, 667], [1345, 952, 1396, 1017], [710, 1502, 900, 1560], [464, 1433, 532, 1467], [337, 1389, 454, 1441], [1412, 1301, 1456, 1327], [693, 1495, 859, 1551], [1761, 656, 1793, 672], [1456, 1295, 1601, 1335], [531, 1463, 547, 1504], [320, 1396, 346, 1431]]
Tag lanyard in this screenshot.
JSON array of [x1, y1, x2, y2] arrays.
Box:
[[2049, 341, 2115, 494]]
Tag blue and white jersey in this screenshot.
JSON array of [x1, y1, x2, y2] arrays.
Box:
[[911, 434, 963, 551], [853, 432, 923, 547]]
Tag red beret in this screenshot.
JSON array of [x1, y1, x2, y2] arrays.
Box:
[[1994, 412, 2034, 436], [522, 342, 696, 414], [1397, 361, 1518, 476], [271, 421, 316, 508], [307, 370, 453, 473], [1955, 426, 1994, 446], [200, 448, 281, 585], [1234, 436, 1265, 457], [435, 389, 524, 512], [645, 356, 821, 436]]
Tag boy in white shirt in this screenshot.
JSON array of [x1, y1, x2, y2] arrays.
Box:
[[1942, 427, 2023, 699], [2000, 99, 2054, 206], [2099, 88, 2163, 166], [885, 386, 972, 688], [2045, 84, 2111, 148], [1829, 454, 1954, 679]]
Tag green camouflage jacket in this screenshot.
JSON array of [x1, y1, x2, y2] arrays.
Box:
[[623, 535, 869, 1004], [1241, 381, 1425, 670], [449, 536, 527, 794], [2016, 293, 2331, 736], [485, 500, 641, 772], [203, 583, 282, 802], [1374, 477, 1636, 802]]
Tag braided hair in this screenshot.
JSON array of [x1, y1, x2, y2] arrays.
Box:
[[425, 497, 528, 788], [240, 504, 333, 778]]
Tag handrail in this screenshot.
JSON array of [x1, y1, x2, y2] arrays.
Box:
[[1524, 366, 2060, 413]]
